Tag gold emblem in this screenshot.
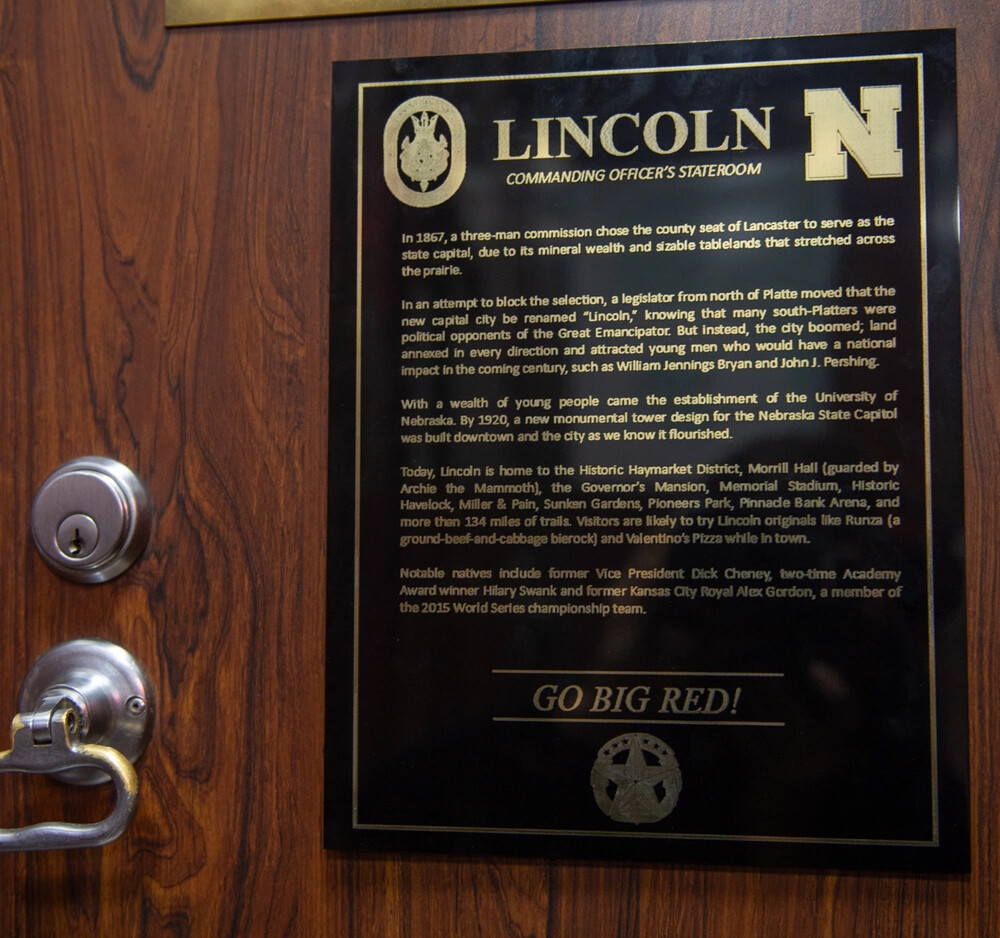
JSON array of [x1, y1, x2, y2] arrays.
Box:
[[590, 733, 682, 824], [400, 112, 449, 192], [383, 96, 466, 207]]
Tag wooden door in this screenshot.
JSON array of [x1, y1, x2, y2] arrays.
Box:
[[0, 0, 996, 934]]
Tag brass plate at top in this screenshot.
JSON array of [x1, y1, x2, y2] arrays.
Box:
[[165, 0, 578, 27]]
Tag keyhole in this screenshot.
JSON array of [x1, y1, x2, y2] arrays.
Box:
[[55, 514, 99, 562]]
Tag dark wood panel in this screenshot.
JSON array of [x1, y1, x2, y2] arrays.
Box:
[[0, 0, 996, 935]]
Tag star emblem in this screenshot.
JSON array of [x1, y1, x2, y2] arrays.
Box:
[[591, 733, 682, 824]]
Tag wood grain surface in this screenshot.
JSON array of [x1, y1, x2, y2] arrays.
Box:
[[0, 0, 996, 935]]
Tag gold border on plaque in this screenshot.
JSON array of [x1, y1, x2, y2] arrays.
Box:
[[350, 50, 942, 849], [165, 0, 578, 27]]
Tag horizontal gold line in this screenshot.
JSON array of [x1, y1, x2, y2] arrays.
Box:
[[493, 717, 784, 727], [492, 669, 784, 677], [353, 821, 938, 848], [356, 54, 922, 89], [166, 0, 575, 27]]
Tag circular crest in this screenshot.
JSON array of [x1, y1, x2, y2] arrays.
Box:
[[590, 732, 682, 824], [383, 95, 466, 207]]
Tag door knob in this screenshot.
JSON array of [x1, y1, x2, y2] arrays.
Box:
[[0, 639, 154, 851]]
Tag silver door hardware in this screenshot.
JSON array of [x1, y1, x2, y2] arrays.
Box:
[[0, 639, 155, 851], [31, 457, 151, 583]]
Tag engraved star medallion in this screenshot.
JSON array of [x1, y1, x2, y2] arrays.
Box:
[[590, 733, 682, 824]]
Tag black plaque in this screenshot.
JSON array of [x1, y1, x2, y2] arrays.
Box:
[[327, 30, 967, 871]]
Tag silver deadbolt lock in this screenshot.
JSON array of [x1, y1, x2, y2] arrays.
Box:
[[31, 457, 151, 583]]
